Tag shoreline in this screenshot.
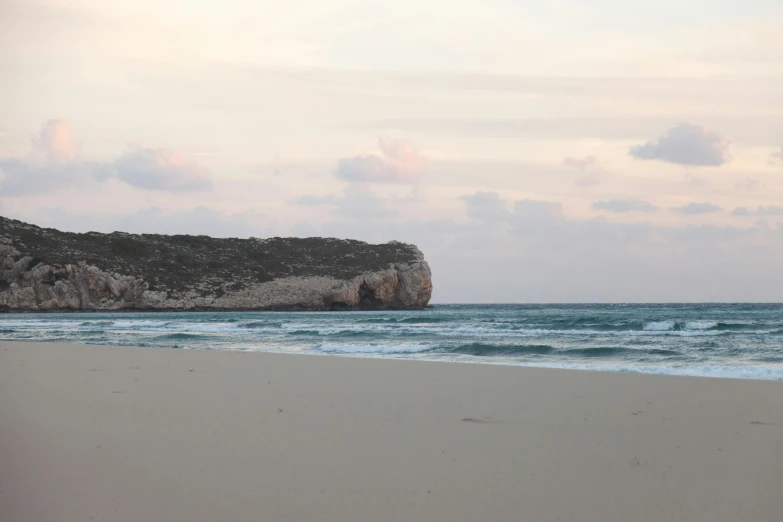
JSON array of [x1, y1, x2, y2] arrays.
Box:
[[2, 341, 782, 522], [2, 338, 781, 382]]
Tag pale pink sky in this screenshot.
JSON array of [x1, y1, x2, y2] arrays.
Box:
[[2, 0, 783, 302]]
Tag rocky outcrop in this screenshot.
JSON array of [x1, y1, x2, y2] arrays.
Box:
[[0, 217, 432, 312]]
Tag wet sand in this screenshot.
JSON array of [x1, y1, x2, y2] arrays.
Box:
[[1, 341, 782, 521]]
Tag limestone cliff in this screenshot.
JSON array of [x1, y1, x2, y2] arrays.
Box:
[[0, 217, 432, 312]]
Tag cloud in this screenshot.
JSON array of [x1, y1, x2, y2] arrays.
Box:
[[460, 192, 562, 226], [336, 138, 422, 184], [114, 147, 213, 192], [683, 172, 708, 188], [671, 202, 722, 215], [459, 191, 511, 222], [758, 205, 783, 216], [0, 120, 212, 196], [735, 178, 759, 191], [335, 186, 399, 220], [0, 120, 110, 195], [509, 199, 564, 234], [512, 199, 563, 223], [293, 185, 398, 220], [733, 205, 783, 217], [562, 156, 597, 170], [30, 119, 77, 162], [335, 155, 394, 182], [629, 123, 729, 166], [293, 194, 340, 206], [0, 158, 103, 195], [562, 155, 603, 187], [770, 146, 783, 165], [592, 199, 659, 213], [575, 176, 600, 188]]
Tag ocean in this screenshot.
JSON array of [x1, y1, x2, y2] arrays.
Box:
[[2, 304, 782, 380]]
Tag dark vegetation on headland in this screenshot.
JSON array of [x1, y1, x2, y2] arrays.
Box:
[[0, 216, 432, 311]]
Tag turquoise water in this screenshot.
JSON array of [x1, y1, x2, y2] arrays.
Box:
[[2, 304, 782, 380]]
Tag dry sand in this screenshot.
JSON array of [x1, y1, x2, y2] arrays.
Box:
[[1, 341, 782, 522]]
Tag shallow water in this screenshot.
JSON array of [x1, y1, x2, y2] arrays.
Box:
[[2, 304, 782, 380]]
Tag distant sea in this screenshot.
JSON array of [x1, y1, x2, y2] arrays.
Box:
[[2, 304, 782, 380]]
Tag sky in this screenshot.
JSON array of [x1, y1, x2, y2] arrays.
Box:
[[1, 0, 783, 302]]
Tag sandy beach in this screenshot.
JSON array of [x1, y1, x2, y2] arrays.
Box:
[[1, 341, 782, 522]]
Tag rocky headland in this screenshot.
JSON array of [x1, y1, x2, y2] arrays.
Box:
[[0, 216, 432, 312]]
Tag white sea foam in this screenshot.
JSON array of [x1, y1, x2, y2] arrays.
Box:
[[643, 321, 676, 331], [0, 320, 89, 330], [0, 319, 732, 337], [301, 349, 783, 381], [504, 362, 783, 381], [631, 329, 722, 337], [112, 320, 171, 328], [314, 343, 434, 354], [684, 321, 718, 330]]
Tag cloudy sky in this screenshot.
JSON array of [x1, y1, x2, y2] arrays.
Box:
[[2, 0, 783, 302]]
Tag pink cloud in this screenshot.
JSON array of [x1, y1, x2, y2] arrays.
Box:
[[114, 147, 212, 192], [0, 120, 212, 195], [336, 138, 423, 184], [30, 119, 77, 163]]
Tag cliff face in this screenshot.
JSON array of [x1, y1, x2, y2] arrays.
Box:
[[0, 217, 432, 312]]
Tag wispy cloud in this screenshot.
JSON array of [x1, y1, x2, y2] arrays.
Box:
[[293, 194, 340, 206], [758, 205, 783, 216], [293, 185, 399, 220], [734, 178, 760, 191], [563, 156, 598, 170], [769, 146, 783, 165], [671, 202, 722, 215], [562, 155, 603, 187], [592, 199, 659, 213], [732, 205, 783, 217]]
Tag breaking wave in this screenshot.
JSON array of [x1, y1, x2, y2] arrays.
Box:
[[314, 343, 435, 354], [1, 303, 782, 380], [450, 343, 555, 356]]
